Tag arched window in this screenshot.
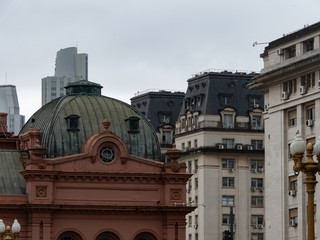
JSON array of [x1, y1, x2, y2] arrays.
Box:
[[134, 232, 157, 240], [58, 231, 82, 240], [96, 232, 120, 240]]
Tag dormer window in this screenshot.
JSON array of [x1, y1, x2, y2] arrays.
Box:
[[65, 114, 80, 132], [125, 116, 140, 133], [219, 94, 232, 106]]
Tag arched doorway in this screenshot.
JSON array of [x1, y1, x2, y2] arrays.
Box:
[[133, 232, 157, 240], [96, 231, 121, 240], [57, 231, 82, 240]]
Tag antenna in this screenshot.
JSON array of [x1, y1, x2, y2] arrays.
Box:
[[253, 41, 269, 47]]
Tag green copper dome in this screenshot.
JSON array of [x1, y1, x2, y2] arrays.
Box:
[[20, 80, 161, 160]]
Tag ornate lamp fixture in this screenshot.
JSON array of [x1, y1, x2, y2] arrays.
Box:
[[0, 219, 21, 240], [290, 131, 320, 240]]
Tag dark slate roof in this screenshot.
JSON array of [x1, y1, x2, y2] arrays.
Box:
[[0, 150, 26, 195], [179, 71, 263, 116], [131, 91, 185, 131], [20, 81, 161, 160]]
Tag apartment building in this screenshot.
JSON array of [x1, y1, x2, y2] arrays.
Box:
[[250, 21, 320, 240], [131, 89, 184, 162], [175, 70, 265, 240], [41, 47, 88, 105]]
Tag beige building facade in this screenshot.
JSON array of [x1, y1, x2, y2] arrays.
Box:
[[250, 21, 320, 240], [175, 71, 265, 240]]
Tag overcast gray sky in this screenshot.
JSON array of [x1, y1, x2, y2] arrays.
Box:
[[1, 0, 320, 120]]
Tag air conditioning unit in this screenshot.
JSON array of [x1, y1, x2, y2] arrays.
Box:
[[264, 104, 269, 111], [299, 86, 306, 95], [281, 91, 289, 100], [229, 168, 235, 172], [252, 224, 258, 229], [290, 219, 297, 227], [259, 188, 264, 193], [219, 144, 225, 149], [254, 104, 260, 108], [251, 187, 256, 192], [258, 168, 264, 172], [251, 168, 257, 173], [194, 224, 198, 229], [247, 145, 253, 150], [277, 48, 284, 55], [258, 224, 264, 229], [289, 190, 297, 196], [237, 145, 243, 150], [306, 119, 314, 127]]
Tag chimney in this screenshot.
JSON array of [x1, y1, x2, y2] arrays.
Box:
[[0, 113, 8, 133]]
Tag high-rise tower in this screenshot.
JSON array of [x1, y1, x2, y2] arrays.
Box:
[[41, 47, 88, 105], [0, 85, 25, 135]]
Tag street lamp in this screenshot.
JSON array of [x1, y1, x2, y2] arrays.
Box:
[[0, 219, 21, 240], [290, 131, 320, 240]]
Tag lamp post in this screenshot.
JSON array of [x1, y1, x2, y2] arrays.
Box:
[[0, 219, 21, 240], [290, 131, 320, 240]]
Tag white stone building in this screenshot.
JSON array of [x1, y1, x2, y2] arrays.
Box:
[[250, 21, 320, 240], [0, 84, 25, 135], [175, 70, 265, 240], [42, 47, 88, 105]]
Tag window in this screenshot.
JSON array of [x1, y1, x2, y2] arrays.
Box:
[[195, 178, 199, 189], [249, 97, 260, 107], [188, 179, 192, 192], [304, 38, 314, 53], [251, 140, 263, 150], [188, 234, 192, 240], [251, 233, 264, 240], [251, 178, 263, 188], [283, 79, 297, 94], [251, 160, 263, 171], [289, 175, 298, 191], [251, 196, 263, 207], [188, 215, 192, 227], [65, 114, 80, 132], [194, 139, 198, 148], [222, 214, 231, 224], [223, 114, 233, 128], [289, 208, 298, 227], [125, 117, 140, 133], [252, 115, 262, 130], [160, 113, 170, 123], [222, 177, 234, 187], [222, 159, 234, 169], [195, 195, 198, 204], [181, 143, 185, 151], [222, 139, 234, 149], [194, 159, 198, 173], [161, 130, 172, 144], [286, 45, 296, 59], [188, 161, 192, 173], [306, 105, 315, 120], [288, 110, 297, 127], [222, 196, 234, 206], [251, 215, 264, 226]]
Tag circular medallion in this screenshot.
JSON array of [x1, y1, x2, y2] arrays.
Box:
[[99, 146, 115, 162]]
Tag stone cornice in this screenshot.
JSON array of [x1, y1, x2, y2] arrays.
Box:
[[0, 204, 195, 215], [20, 170, 190, 184]]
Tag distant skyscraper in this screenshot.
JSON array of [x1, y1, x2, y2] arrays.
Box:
[[0, 85, 25, 135], [41, 47, 88, 105]]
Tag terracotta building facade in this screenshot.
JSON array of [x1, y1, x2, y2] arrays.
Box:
[[0, 80, 193, 240]]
